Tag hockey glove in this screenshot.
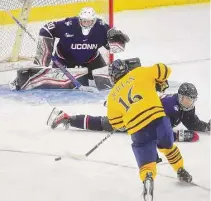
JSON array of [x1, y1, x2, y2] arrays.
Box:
[[155, 80, 169, 93], [176, 129, 199, 142], [124, 58, 141, 70], [107, 28, 130, 53]]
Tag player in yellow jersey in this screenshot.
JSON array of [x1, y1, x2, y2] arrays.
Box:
[[107, 59, 192, 201]]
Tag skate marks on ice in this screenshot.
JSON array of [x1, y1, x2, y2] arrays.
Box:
[[0, 146, 209, 194], [0, 80, 181, 104], [157, 172, 210, 192], [63, 150, 210, 193], [0, 148, 61, 158]]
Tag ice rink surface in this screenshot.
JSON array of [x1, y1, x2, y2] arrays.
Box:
[[0, 3, 210, 201]]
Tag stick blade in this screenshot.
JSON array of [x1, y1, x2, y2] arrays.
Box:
[[65, 151, 87, 160]]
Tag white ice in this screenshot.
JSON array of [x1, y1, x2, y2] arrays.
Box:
[[0, 3, 210, 201]]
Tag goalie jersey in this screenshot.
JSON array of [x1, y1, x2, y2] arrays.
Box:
[[107, 64, 171, 135], [39, 17, 110, 65]]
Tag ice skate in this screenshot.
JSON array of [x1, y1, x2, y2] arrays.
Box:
[[143, 172, 154, 201], [177, 167, 192, 183], [47, 107, 70, 129]]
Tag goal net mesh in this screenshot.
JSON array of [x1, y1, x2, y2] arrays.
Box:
[[0, 0, 112, 65]]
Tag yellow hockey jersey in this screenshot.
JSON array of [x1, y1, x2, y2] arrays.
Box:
[[107, 63, 171, 135]]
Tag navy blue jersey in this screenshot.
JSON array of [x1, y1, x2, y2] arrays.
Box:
[[40, 17, 110, 65], [161, 93, 208, 131]]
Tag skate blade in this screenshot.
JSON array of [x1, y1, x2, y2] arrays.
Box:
[[143, 181, 153, 201], [47, 107, 61, 126], [144, 194, 153, 201], [177, 179, 193, 186], [178, 174, 192, 184]]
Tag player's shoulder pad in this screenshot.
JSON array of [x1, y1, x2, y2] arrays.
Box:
[[97, 18, 109, 27], [64, 17, 78, 26], [160, 93, 174, 99], [97, 18, 105, 25], [164, 93, 176, 98]]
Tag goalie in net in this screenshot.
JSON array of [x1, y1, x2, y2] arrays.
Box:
[[10, 7, 129, 91]]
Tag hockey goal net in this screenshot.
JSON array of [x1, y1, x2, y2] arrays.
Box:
[[0, 0, 113, 71]]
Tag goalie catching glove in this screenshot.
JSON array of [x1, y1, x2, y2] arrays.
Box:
[[107, 28, 130, 53]]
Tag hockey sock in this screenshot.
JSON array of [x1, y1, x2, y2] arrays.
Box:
[[159, 144, 184, 172], [140, 162, 157, 181]]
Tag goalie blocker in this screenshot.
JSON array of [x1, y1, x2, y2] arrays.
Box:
[[92, 57, 169, 91], [93, 57, 141, 90]]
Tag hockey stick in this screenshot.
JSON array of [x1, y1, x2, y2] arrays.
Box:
[[52, 58, 98, 92], [55, 130, 115, 161], [6, 10, 98, 93]]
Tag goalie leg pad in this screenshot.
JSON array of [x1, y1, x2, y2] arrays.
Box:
[[92, 66, 113, 90], [16, 68, 43, 90], [85, 53, 107, 80], [12, 67, 89, 90], [34, 36, 54, 67]]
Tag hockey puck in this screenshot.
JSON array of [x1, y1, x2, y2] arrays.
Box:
[[55, 157, 62, 161]]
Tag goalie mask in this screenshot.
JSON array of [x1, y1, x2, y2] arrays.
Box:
[[108, 59, 129, 84], [78, 7, 97, 35], [178, 82, 198, 111]]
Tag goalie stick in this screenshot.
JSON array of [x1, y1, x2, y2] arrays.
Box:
[[6, 10, 98, 93], [52, 58, 98, 93]]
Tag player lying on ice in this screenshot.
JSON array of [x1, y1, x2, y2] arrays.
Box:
[[10, 7, 129, 90], [48, 60, 210, 143], [50, 58, 195, 200]]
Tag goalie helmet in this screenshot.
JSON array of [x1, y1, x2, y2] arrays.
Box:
[[178, 82, 198, 111], [108, 59, 129, 84], [78, 7, 97, 35]]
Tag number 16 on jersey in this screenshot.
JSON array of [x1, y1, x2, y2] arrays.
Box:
[[119, 86, 143, 111]]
